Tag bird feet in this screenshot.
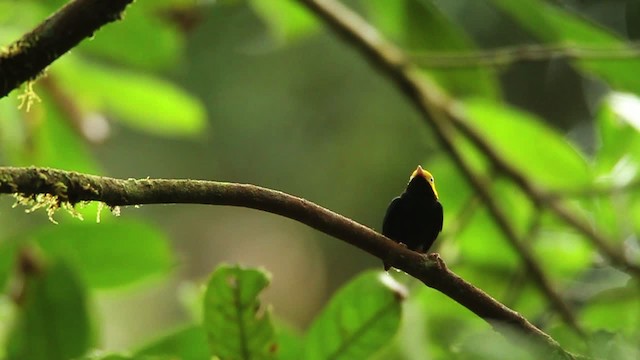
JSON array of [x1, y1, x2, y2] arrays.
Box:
[[426, 252, 446, 270]]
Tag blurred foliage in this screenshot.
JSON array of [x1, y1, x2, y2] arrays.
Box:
[[1, 0, 640, 359]]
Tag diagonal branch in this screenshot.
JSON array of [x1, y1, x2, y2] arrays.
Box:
[[0, 166, 577, 359], [296, 0, 584, 336], [0, 0, 134, 98]]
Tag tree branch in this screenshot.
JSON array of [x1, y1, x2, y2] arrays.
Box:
[[411, 43, 640, 69], [0, 166, 576, 359], [295, 0, 584, 336], [0, 0, 134, 98]]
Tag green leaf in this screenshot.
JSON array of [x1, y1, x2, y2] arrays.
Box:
[[404, 0, 500, 99], [274, 322, 303, 360], [365, 0, 406, 43], [31, 221, 174, 289], [136, 324, 210, 360], [53, 56, 207, 137], [6, 261, 92, 360], [463, 99, 591, 189], [533, 230, 592, 279], [304, 271, 404, 360], [586, 331, 640, 360], [250, 0, 318, 44], [402, 286, 485, 359], [581, 284, 640, 336], [203, 264, 276, 360], [78, 4, 183, 70], [489, 0, 640, 94], [457, 206, 518, 270], [594, 93, 640, 177]]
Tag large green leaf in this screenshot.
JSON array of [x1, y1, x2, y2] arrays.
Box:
[[274, 322, 303, 360], [31, 221, 174, 289], [53, 56, 206, 137], [403, 286, 487, 359], [581, 283, 640, 336], [136, 324, 210, 360], [203, 264, 276, 360], [489, 0, 640, 95], [304, 271, 404, 360], [78, 4, 183, 70], [456, 206, 518, 270], [532, 230, 592, 279], [1, 221, 153, 293], [5, 261, 92, 360], [463, 99, 591, 189]]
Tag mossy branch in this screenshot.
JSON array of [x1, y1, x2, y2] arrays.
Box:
[[0, 0, 134, 98], [0, 166, 579, 359]]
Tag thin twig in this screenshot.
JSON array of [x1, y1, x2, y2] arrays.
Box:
[[411, 43, 640, 69], [296, 0, 583, 337], [0, 0, 134, 98], [0, 166, 577, 359], [545, 178, 640, 199]]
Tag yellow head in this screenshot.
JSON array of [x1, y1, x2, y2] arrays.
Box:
[[409, 165, 439, 199]]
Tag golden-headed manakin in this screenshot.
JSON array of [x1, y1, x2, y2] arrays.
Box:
[[382, 165, 443, 270]]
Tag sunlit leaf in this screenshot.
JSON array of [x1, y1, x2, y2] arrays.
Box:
[[594, 93, 640, 178], [79, 4, 183, 70], [203, 264, 276, 360], [53, 56, 207, 137], [250, 0, 318, 43], [456, 207, 519, 270], [304, 271, 404, 360], [6, 261, 92, 360], [533, 230, 593, 279], [463, 99, 591, 189]]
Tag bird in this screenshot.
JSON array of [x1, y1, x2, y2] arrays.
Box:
[[382, 165, 443, 270]]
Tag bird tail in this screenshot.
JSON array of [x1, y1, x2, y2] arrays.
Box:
[[383, 262, 391, 271]]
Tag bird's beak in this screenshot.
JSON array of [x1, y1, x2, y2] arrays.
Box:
[[410, 165, 427, 180]]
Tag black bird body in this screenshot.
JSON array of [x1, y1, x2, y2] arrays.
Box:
[[382, 166, 443, 270]]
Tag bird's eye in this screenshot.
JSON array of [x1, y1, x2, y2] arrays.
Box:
[[430, 178, 434, 182]]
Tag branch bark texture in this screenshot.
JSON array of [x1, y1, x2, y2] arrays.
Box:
[[0, 166, 576, 359], [0, 0, 134, 98]]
